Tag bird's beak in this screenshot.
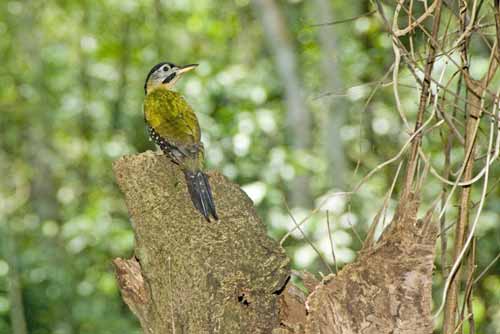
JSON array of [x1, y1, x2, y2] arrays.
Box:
[[177, 64, 198, 75]]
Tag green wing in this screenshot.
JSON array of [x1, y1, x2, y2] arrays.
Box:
[[144, 89, 201, 146]]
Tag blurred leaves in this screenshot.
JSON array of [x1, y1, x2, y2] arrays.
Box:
[[0, 1, 498, 333]]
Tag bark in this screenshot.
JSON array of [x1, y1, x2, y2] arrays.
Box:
[[112, 151, 291, 333], [303, 193, 436, 334], [113, 152, 437, 333], [252, 0, 312, 207]]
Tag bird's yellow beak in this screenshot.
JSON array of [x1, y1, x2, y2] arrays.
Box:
[[178, 64, 198, 75]]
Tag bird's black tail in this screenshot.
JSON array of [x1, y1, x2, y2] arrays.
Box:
[[184, 170, 218, 221]]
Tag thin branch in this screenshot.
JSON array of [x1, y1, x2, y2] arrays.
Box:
[[436, 89, 495, 319], [473, 252, 500, 284], [280, 191, 352, 246], [362, 161, 403, 250], [459, 238, 476, 334], [404, 0, 444, 195], [283, 201, 334, 274], [307, 10, 376, 27], [394, 0, 439, 37], [326, 211, 338, 273]]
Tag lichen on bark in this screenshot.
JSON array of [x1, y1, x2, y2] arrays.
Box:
[[113, 152, 437, 334], [113, 151, 290, 333]]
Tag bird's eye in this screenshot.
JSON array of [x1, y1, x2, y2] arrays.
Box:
[[163, 65, 169, 72]]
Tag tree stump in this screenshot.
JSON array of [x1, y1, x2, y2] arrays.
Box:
[[112, 151, 437, 334], [112, 151, 290, 333]]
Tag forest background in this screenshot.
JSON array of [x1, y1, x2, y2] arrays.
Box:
[[0, 1, 499, 333]]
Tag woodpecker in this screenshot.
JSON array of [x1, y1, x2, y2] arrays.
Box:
[[143, 62, 218, 221]]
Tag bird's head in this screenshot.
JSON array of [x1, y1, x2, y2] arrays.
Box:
[[144, 62, 198, 94]]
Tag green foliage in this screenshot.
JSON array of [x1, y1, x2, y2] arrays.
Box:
[[0, 1, 498, 333]]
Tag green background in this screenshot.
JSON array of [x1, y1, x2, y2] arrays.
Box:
[[0, 1, 499, 333]]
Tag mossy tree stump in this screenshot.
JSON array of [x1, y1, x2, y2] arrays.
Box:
[[112, 151, 437, 334], [112, 151, 290, 333]]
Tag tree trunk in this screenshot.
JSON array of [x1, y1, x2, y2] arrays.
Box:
[[112, 151, 291, 333], [2, 222, 28, 334], [314, 0, 347, 189], [113, 151, 437, 333], [303, 193, 436, 334], [252, 0, 312, 207]]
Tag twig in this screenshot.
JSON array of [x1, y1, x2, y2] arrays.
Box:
[[362, 161, 403, 250], [280, 191, 352, 246], [326, 211, 338, 273], [472, 252, 500, 285], [459, 238, 476, 334], [307, 10, 376, 27], [404, 0, 444, 195], [351, 59, 448, 195], [283, 201, 334, 274], [394, 0, 439, 37], [435, 91, 495, 319], [452, 312, 474, 334]]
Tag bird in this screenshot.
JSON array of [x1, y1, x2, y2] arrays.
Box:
[[143, 62, 218, 222]]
